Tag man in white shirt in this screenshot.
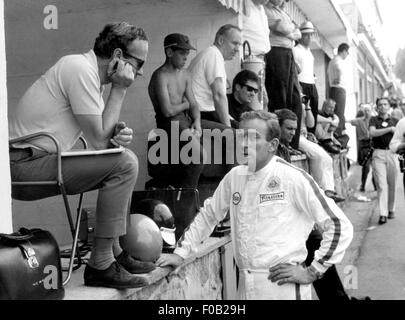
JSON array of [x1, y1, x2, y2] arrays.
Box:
[[327, 43, 350, 136], [157, 110, 353, 300], [188, 24, 242, 129], [9, 22, 155, 289], [241, 0, 271, 108], [188, 25, 242, 172], [293, 21, 318, 133], [242, 0, 270, 57]]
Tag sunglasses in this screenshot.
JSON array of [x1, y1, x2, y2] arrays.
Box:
[[123, 51, 145, 70], [243, 84, 259, 94]]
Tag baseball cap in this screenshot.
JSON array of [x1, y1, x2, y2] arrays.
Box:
[[300, 21, 315, 34], [164, 33, 196, 50]]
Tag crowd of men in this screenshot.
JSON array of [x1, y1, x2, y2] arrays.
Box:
[[8, 0, 405, 300]]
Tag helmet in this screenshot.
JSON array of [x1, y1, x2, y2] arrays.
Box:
[[300, 21, 315, 34], [133, 199, 176, 247]]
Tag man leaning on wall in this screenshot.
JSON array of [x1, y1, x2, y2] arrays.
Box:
[[9, 22, 156, 289]]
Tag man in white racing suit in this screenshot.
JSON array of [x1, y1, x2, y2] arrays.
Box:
[[156, 110, 353, 300]]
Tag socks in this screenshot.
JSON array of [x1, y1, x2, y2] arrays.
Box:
[[88, 237, 115, 270], [112, 237, 123, 258]]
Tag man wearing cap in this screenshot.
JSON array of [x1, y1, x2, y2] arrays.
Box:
[[264, 0, 303, 150], [293, 21, 319, 133], [148, 33, 204, 189]]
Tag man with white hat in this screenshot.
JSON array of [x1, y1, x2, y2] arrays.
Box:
[[293, 21, 319, 133]]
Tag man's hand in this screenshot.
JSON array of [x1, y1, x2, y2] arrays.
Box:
[[268, 18, 282, 29], [268, 264, 317, 285], [110, 121, 133, 147], [155, 253, 184, 268], [108, 58, 135, 88], [306, 132, 318, 144], [191, 121, 202, 138]]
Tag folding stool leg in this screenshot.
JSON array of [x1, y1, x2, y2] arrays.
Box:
[[59, 183, 84, 286]]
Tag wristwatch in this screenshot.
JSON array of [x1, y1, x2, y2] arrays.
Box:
[[307, 265, 324, 280], [305, 108, 311, 111]]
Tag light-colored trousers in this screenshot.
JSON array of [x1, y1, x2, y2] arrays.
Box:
[[299, 135, 335, 191], [372, 149, 398, 217], [237, 270, 312, 300]]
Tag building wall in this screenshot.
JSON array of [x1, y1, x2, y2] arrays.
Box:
[[6, 0, 239, 245], [0, 0, 12, 233]]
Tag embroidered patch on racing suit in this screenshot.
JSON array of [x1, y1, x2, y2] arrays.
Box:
[[259, 192, 285, 203]]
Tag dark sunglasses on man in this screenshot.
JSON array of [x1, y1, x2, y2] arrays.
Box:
[[123, 50, 145, 70], [243, 84, 259, 94]]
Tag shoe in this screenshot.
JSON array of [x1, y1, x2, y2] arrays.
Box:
[[388, 211, 395, 219], [84, 261, 149, 289], [378, 216, 387, 225], [359, 186, 365, 192], [320, 140, 341, 154], [350, 296, 371, 300], [325, 190, 345, 203], [116, 250, 156, 274]]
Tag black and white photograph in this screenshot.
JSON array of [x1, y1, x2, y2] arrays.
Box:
[[1, 0, 405, 308]]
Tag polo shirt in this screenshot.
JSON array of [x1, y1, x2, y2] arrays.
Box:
[[10, 50, 104, 153], [369, 116, 398, 149]]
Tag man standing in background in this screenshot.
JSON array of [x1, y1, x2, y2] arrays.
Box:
[[241, 0, 270, 109], [188, 24, 242, 129], [327, 43, 350, 136], [347, 104, 374, 192], [264, 0, 302, 149], [369, 97, 398, 225], [293, 21, 319, 133]]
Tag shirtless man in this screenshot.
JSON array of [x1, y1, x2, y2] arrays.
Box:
[[148, 33, 204, 188]]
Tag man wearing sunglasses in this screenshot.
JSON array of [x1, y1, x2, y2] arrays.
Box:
[[9, 22, 156, 289], [228, 70, 260, 128]]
